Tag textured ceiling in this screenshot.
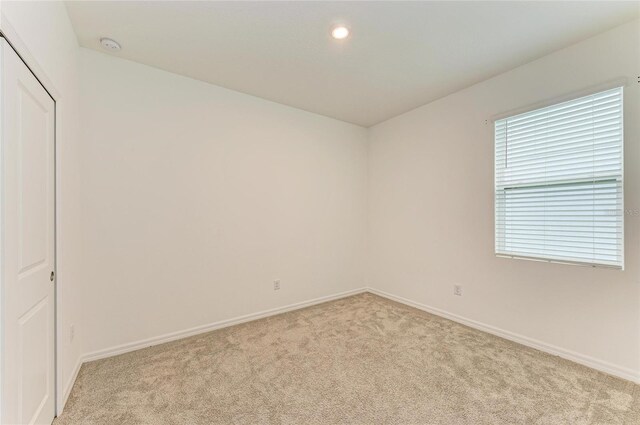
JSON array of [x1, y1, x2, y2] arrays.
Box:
[[66, 1, 639, 126]]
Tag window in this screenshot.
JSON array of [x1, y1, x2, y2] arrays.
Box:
[[495, 87, 623, 268]]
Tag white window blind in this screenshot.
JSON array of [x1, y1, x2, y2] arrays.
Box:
[[495, 87, 623, 268]]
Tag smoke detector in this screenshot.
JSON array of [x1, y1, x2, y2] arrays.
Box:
[[100, 38, 121, 51]]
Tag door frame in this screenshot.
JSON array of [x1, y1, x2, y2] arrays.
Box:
[[0, 16, 64, 417]]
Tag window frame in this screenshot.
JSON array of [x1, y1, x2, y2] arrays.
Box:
[[493, 86, 625, 269]]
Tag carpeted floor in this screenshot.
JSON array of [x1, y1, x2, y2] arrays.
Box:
[[55, 293, 639, 425]]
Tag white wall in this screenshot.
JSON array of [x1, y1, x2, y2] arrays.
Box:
[[368, 20, 640, 380], [79, 49, 368, 356], [2, 4, 637, 410], [0, 0, 84, 409]]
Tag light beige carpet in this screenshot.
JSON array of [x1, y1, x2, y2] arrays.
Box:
[[55, 293, 639, 425]]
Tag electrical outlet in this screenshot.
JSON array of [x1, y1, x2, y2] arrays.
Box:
[[70, 324, 75, 342], [273, 280, 280, 291], [453, 285, 463, 296]]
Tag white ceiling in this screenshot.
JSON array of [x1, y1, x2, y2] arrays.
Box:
[[66, 1, 639, 127]]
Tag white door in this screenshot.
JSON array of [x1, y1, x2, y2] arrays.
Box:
[[1, 38, 56, 425]]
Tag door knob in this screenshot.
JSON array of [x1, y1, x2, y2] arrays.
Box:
[[50, 271, 55, 282]]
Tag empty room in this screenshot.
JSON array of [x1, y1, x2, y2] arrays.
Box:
[[0, 1, 638, 424]]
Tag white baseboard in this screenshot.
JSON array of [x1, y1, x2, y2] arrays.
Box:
[[83, 287, 368, 362], [65, 284, 637, 408], [58, 355, 83, 414], [367, 287, 640, 384]]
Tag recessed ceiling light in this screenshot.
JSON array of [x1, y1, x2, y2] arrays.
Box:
[[100, 37, 121, 51], [331, 26, 350, 40]]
